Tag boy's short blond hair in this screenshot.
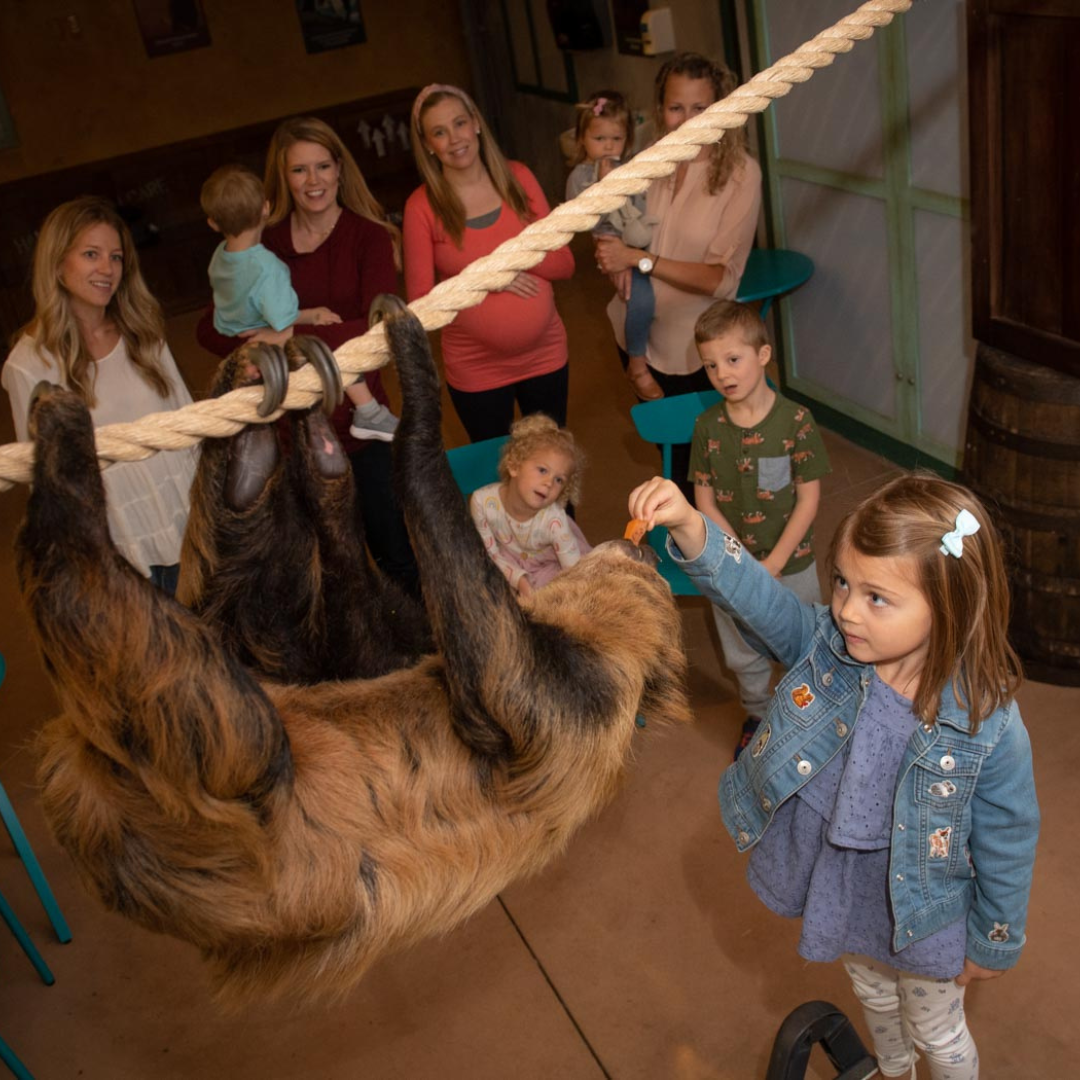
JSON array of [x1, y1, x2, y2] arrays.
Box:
[[200, 164, 265, 236], [694, 299, 770, 352]]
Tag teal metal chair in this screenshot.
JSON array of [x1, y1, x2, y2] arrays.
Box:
[[630, 390, 722, 596], [445, 435, 508, 497], [736, 248, 814, 317], [0, 654, 72, 947]]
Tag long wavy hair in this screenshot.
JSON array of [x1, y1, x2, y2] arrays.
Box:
[[16, 196, 170, 406], [828, 473, 1022, 732], [498, 413, 585, 507], [654, 52, 748, 195], [409, 85, 531, 248], [264, 116, 401, 268]]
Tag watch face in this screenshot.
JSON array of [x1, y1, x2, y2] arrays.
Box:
[[638, 257, 654, 274]]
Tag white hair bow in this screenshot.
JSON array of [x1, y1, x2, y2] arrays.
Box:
[[940, 508, 980, 558]]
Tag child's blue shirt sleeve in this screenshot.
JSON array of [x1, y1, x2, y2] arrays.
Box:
[[667, 514, 820, 667], [253, 254, 301, 331]]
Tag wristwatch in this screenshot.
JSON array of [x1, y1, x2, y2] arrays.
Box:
[[638, 256, 655, 275]]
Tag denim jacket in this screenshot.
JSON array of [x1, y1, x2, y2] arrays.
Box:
[[671, 519, 1040, 970]]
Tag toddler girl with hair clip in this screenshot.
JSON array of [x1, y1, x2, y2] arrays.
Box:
[[565, 90, 659, 401], [470, 414, 590, 599], [627, 471, 1039, 1079]]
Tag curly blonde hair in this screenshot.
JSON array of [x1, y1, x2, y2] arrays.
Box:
[[498, 414, 585, 507], [654, 52, 748, 194], [16, 196, 170, 407]]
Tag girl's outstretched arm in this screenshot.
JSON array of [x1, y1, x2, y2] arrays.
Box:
[[628, 478, 706, 560]]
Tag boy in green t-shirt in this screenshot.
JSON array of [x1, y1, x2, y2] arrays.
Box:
[[688, 300, 831, 758]]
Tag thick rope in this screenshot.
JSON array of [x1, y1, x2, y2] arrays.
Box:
[[0, 0, 912, 492]]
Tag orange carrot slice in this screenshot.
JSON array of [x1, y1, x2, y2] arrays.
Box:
[[624, 519, 648, 545]]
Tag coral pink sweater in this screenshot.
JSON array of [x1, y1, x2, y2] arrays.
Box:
[[403, 162, 574, 393]]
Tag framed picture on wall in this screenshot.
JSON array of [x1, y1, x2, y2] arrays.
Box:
[[132, 0, 211, 58], [295, 1, 366, 55]]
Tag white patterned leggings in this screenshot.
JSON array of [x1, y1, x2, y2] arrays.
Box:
[[842, 955, 978, 1080]]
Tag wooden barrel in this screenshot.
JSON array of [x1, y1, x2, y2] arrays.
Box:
[[963, 344, 1080, 686]]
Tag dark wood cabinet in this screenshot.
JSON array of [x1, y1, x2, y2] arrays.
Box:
[[968, 0, 1080, 378]]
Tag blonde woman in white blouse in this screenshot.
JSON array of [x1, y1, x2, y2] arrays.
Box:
[[3, 196, 197, 594]]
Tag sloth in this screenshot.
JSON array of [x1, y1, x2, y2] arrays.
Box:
[[15, 297, 691, 1004]]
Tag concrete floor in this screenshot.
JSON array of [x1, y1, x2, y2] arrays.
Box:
[[1, 241, 1077, 1078]]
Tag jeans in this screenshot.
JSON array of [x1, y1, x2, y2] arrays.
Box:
[[624, 268, 656, 358], [148, 563, 180, 597], [447, 364, 569, 444]]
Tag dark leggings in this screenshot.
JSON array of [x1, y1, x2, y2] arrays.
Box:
[[349, 441, 421, 598], [448, 364, 569, 443], [618, 345, 712, 498]]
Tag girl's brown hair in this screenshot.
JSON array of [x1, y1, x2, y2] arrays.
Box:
[[828, 472, 1022, 731], [498, 413, 585, 507], [410, 85, 532, 248], [654, 52, 748, 195], [16, 196, 171, 406], [571, 90, 634, 166], [264, 116, 401, 268]]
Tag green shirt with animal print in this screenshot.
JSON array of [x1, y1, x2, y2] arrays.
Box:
[[688, 393, 831, 575]]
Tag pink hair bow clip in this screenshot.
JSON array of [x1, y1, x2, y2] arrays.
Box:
[[592, 97, 609, 116], [940, 509, 980, 558]]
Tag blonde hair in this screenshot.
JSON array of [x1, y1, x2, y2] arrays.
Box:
[[201, 164, 265, 236], [694, 299, 769, 351], [16, 196, 170, 406], [410, 85, 532, 247], [499, 414, 585, 507], [828, 473, 1022, 731], [572, 90, 634, 166], [654, 52, 748, 194], [264, 116, 401, 268]]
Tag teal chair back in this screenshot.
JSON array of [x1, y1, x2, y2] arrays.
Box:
[[629, 390, 722, 597], [736, 248, 814, 317], [445, 436, 508, 497]]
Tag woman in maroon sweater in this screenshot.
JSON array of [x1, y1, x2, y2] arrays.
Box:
[[197, 116, 418, 593]]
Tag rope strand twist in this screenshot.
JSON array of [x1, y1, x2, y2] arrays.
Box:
[[0, 0, 912, 492]]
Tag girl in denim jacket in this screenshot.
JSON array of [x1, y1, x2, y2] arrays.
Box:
[[628, 473, 1039, 1080]]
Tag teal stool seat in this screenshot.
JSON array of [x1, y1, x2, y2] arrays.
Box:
[[445, 436, 509, 497], [736, 248, 814, 317], [630, 390, 722, 596]]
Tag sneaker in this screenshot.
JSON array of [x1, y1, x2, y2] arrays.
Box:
[[350, 404, 399, 442], [734, 715, 762, 762]]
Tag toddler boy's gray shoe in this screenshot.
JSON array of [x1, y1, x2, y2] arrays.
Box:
[[349, 404, 399, 442]]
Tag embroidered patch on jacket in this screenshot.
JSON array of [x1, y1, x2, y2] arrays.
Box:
[[928, 826, 952, 859], [791, 684, 815, 709], [929, 780, 957, 798], [988, 922, 1010, 943], [723, 534, 743, 563], [751, 723, 771, 758]]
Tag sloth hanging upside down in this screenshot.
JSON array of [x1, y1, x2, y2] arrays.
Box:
[[15, 297, 691, 1005]]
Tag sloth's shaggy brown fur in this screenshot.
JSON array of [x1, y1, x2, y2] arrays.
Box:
[[15, 306, 691, 1005]]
